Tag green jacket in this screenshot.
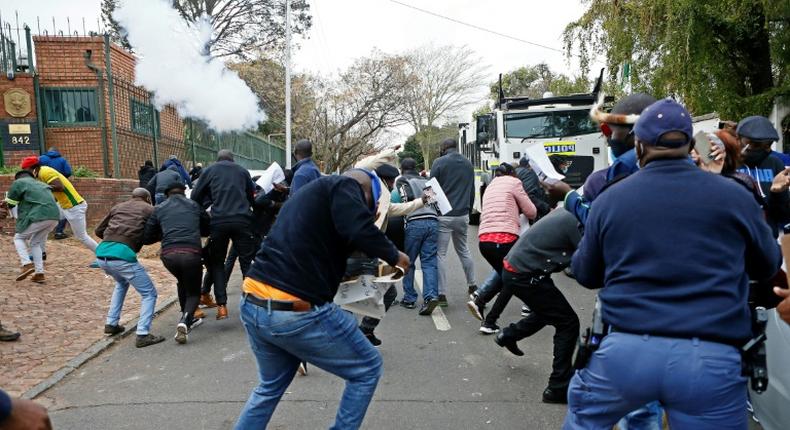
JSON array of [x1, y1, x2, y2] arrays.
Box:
[[5, 177, 60, 233]]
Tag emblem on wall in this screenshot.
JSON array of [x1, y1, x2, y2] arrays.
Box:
[[3, 88, 32, 118]]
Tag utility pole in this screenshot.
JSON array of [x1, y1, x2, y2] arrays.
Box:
[[284, 0, 292, 168]]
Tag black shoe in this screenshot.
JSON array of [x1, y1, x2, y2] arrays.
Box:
[[135, 334, 165, 348], [479, 322, 500, 335], [418, 299, 439, 316], [0, 324, 20, 342], [54, 232, 67, 240], [495, 332, 524, 356], [468, 285, 478, 295], [400, 300, 416, 309], [364, 332, 382, 347], [466, 299, 485, 321], [542, 386, 569, 404], [437, 294, 448, 307], [104, 324, 125, 335]]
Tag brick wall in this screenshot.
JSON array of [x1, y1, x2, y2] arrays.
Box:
[[0, 175, 139, 235], [31, 36, 187, 180]]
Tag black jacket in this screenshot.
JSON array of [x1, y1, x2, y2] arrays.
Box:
[[515, 166, 551, 219], [738, 151, 790, 236], [430, 150, 474, 216], [252, 188, 288, 237], [138, 165, 156, 188], [146, 168, 182, 195], [190, 160, 255, 225], [142, 194, 210, 250], [246, 176, 399, 305]]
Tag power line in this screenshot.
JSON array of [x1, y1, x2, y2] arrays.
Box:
[[387, 0, 563, 53]]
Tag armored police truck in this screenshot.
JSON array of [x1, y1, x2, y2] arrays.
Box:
[[459, 70, 613, 222]]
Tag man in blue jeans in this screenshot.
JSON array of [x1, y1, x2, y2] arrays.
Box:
[[396, 158, 439, 315], [94, 188, 164, 348], [236, 170, 409, 430]]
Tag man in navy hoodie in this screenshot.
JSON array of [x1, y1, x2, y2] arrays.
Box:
[[235, 170, 409, 430], [38, 147, 73, 240], [564, 99, 781, 429]]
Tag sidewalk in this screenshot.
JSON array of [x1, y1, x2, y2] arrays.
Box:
[[0, 236, 177, 398]]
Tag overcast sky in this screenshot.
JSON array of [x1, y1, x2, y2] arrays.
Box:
[[10, 0, 599, 138]]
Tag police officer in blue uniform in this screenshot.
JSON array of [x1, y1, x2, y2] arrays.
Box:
[[564, 99, 781, 430]]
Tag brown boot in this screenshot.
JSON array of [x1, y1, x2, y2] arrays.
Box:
[[193, 308, 206, 319], [200, 294, 218, 308], [16, 263, 34, 281], [216, 304, 228, 320], [31, 273, 46, 284]]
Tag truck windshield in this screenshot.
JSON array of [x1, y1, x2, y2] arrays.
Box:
[[504, 110, 598, 139]]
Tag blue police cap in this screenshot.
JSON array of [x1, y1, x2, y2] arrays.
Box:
[[736, 116, 779, 142], [633, 98, 693, 147]]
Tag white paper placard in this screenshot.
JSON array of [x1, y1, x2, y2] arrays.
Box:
[[524, 143, 565, 184], [423, 178, 453, 215], [256, 162, 286, 194]]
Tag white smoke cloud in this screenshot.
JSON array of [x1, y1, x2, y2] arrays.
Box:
[[114, 0, 266, 132]]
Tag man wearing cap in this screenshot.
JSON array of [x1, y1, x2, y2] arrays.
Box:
[[2, 170, 60, 283], [353, 148, 425, 346], [546, 93, 657, 225], [736, 115, 790, 236], [564, 99, 781, 429], [143, 181, 210, 344], [235, 170, 409, 429], [20, 156, 98, 252], [94, 188, 165, 348]]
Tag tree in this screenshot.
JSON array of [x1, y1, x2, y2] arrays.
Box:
[[307, 51, 416, 173], [230, 58, 315, 139], [101, 0, 312, 58], [403, 45, 488, 167], [101, 0, 131, 50], [489, 63, 591, 102], [398, 124, 456, 170], [563, 0, 790, 118]]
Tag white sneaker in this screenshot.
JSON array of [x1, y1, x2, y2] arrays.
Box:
[[521, 305, 532, 317], [479, 323, 500, 335], [175, 323, 188, 344]]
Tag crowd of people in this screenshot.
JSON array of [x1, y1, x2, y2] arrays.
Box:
[[3, 94, 790, 429]]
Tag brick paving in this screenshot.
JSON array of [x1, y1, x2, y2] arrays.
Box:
[[0, 235, 177, 397]]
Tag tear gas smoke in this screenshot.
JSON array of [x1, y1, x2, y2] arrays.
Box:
[[114, 0, 266, 132]]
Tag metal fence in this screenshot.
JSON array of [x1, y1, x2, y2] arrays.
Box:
[[1, 12, 283, 175]]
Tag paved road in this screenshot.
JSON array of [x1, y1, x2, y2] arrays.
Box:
[[40, 227, 597, 430]]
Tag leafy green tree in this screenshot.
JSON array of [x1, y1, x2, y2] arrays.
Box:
[[563, 0, 790, 118], [398, 134, 424, 169], [489, 63, 591, 102], [101, 0, 311, 58], [399, 123, 457, 170]]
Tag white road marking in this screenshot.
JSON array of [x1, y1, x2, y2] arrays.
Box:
[[414, 269, 451, 331]]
